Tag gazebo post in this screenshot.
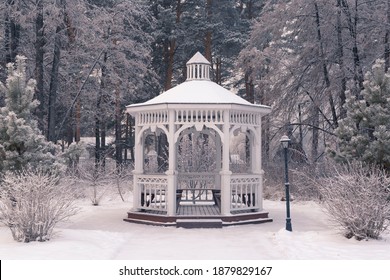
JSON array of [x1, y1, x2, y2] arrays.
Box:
[[220, 110, 231, 216], [166, 110, 177, 216], [215, 134, 222, 190], [132, 114, 143, 211], [254, 124, 263, 211]]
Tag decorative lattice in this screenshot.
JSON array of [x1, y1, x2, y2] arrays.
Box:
[[136, 175, 168, 211], [230, 175, 260, 210]]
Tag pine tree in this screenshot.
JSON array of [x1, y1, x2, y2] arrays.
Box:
[[0, 55, 63, 173], [331, 59, 390, 170]]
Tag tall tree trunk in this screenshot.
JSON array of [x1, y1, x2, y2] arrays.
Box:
[[115, 86, 122, 167], [205, 0, 213, 62], [35, 0, 45, 132], [340, 0, 364, 95], [311, 106, 320, 163], [47, 26, 62, 142], [4, 0, 20, 65], [314, 1, 337, 128], [215, 57, 222, 84], [336, 0, 347, 119], [64, 9, 78, 143], [385, 0, 390, 71], [164, 0, 181, 90], [95, 51, 107, 166], [75, 97, 81, 142], [164, 39, 176, 90], [4, 0, 20, 64]]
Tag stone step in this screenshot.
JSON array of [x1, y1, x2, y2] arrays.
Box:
[[222, 217, 273, 226], [176, 218, 223, 229]]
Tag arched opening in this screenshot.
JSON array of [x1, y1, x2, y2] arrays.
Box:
[[142, 128, 169, 174], [136, 127, 169, 211], [176, 126, 222, 214]]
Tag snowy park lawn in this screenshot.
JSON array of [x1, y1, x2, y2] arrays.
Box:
[[1, 198, 390, 260]]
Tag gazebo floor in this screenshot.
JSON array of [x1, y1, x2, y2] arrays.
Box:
[[124, 204, 273, 228]]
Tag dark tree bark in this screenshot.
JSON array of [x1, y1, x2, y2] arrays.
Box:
[[47, 26, 62, 142], [385, 0, 390, 71], [340, 0, 364, 95], [4, 0, 20, 65], [336, 0, 347, 119], [35, 0, 46, 131], [164, 0, 181, 90], [115, 86, 122, 167], [314, 1, 338, 128], [204, 0, 213, 62], [215, 57, 222, 84], [311, 106, 320, 163], [95, 51, 108, 166]]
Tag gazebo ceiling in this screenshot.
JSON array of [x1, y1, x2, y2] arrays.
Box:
[[126, 52, 271, 114]]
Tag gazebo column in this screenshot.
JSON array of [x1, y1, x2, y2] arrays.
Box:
[[215, 134, 222, 190], [166, 110, 177, 216], [132, 117, 144, 211], [253, 124, 263, 211], [220, 110, 232, 216]]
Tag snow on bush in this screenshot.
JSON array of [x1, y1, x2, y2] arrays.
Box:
[[316, 162, 390, 240], [0, 168, 79, 242]]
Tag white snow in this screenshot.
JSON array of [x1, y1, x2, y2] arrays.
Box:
[[1, 198, 390, 260], [130, 80, 256, 106]]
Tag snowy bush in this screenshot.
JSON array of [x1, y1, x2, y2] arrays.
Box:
[[0, 168, 79, 242], [316, 162, 390, 240]]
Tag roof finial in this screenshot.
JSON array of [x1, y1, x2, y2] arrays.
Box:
[[186, 52, 211, 81]]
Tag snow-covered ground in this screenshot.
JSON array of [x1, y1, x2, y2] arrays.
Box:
[[1, 198, 390, 260]]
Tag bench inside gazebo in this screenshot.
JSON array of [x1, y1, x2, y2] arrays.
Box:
[[124, 52, 272, 228]]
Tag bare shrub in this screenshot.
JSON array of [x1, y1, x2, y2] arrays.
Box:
[[315, 162, 390, 240], [114, 163, 134, 202], [75, 160, 114, 206], [0, 168, 78, 242], [73, 160, 133, 205]]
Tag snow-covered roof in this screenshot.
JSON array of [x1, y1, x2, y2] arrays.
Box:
[[142, 80, 256, 105], [126, 52, 271, 113]]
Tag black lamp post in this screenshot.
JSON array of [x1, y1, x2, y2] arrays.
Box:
[[280, 135, 292, 232]]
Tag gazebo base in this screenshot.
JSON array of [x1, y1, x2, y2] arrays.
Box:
[[124, 208, 272, 228]]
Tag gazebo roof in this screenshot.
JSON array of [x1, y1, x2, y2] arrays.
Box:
[[126, 52, 271, 113]]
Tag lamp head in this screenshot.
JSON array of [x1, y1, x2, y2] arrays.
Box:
[[280, 135, 291, 149]]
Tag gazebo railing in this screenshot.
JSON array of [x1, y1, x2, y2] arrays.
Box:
[[177, 172, 217, 203], [230, 174, 260, 211], [137, 175, 168, 212]]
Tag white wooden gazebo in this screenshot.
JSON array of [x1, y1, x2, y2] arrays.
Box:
[[125, 52, 272, 227]]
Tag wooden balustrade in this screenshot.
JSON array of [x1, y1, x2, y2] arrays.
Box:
[[230, 175, 260, 211]]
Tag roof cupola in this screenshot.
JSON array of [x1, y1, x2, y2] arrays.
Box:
[[186, 52, 211, 81]]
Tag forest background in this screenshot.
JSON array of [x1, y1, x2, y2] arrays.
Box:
[[1, 0, 390, 171]]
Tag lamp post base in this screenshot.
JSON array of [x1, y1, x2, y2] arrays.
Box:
[[286, 218, 292, 232]]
